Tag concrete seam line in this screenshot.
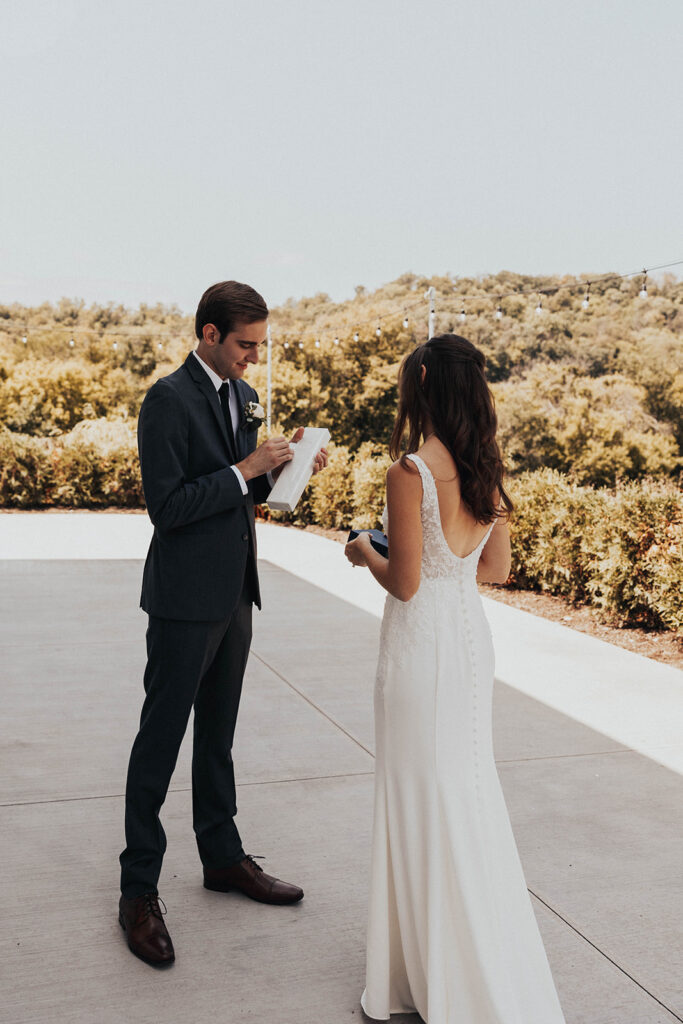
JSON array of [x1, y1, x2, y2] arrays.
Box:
[[529, 890, 683, 1022], [495, 748, 633, 764], [0, 772, 376, 808], [251, 649, 376, 759]]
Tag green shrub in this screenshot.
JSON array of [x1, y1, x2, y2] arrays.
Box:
[[350, 441, 392, 528], [494, 366, 680, 486], [308, 442, 355, 528], [587, 480, 683, 631], [0, 419, 143, 508], [508, 469, 683, 630], [0, 427, 54, 506], [0, 358, 145, 435]]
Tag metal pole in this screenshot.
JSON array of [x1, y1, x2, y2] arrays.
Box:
[[425, 286, 436, 338], [266, 323, 272, 435]]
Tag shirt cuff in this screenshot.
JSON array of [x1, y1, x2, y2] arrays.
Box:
[[231, 465, 249, 495]]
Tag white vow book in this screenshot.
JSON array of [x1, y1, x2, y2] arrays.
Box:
[[266, 427, 330, 512]]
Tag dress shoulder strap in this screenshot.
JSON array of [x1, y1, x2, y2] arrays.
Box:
[[404, 454, 438, 504]]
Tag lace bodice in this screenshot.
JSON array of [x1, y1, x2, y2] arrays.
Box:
[[382, 453, 494, 582]]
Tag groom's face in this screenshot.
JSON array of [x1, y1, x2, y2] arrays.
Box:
[[211, 319, 268, 380]]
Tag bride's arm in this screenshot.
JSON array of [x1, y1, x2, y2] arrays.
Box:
[[345, 460, 423, 601], [477, 516, 511, 584]]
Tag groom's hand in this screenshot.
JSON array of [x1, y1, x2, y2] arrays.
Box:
[[312, 441, 328, 476], [236, 436, 295, 481], [269, 428, 329, 481], [270, 428, 305, 483]]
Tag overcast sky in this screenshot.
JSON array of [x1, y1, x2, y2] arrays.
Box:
[[0, 0, 681, 312]]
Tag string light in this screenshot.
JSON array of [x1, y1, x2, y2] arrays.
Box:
[[7, 258, 681, 357]]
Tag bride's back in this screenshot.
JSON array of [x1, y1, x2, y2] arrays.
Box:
[[417, 436, 493, 559]]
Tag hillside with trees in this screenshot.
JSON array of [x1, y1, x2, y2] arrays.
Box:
[[1, 270, 681, 630]]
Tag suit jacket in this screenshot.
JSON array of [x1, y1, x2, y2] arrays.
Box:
[[138, 353, 271, 621]]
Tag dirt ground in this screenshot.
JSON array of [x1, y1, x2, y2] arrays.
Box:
[[303, 523, 683, 671]]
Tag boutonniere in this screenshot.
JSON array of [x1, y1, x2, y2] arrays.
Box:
[[243, 400, 266, 429]]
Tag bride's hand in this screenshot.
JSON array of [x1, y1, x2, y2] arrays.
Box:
[[345, 533, 372, 567]]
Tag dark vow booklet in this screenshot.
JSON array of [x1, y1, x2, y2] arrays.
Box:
[[347, 528, 389, 558]]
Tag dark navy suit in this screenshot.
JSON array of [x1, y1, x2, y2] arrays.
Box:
[[120, 353, 271, 898]]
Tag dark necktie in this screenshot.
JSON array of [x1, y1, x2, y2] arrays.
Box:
[[218, 382, 237, 456]]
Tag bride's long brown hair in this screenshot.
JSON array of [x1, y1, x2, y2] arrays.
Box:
[[389, 334, 513, 524]]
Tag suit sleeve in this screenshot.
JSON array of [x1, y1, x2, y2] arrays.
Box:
[[138, 381, 246, 530], [251, 474, 271, 504]]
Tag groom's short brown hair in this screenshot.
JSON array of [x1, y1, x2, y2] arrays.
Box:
[[195, 281, 269, 342]]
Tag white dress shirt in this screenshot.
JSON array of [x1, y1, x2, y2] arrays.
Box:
[[192, 350, 248, 495]]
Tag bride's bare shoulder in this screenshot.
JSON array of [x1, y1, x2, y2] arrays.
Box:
[[387, 459, 421, 499], [387, 456, 421, 480]]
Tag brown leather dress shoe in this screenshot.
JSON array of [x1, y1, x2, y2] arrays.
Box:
[[118, 893, 175, 967], [204, 855, 304, 905]]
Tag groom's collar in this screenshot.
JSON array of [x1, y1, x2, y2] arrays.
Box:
[[192, 349, 224, 392]]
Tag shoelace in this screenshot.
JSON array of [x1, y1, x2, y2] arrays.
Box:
[[244, 854, 265, 873], [136, 893, 167, 925]]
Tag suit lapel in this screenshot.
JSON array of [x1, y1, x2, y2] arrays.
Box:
[[184, 353, 236, 461], [232, 379, 250, 461]]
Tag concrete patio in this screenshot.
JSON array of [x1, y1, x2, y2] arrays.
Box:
[[1, 518, 682, 1023]]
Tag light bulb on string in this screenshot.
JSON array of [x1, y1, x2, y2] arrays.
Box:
[[495, 305, 502, 320], [403, 315, 409, 329], [158, 342, 163, 350], [284, 342, 289, 349], [354, 331, 359, 342], [314, 339, 320, 348], [113, 341, 118, 350], [639, 271, 648, 299], [535, 296, 543, 315], [69, 338, 75, 348], [459, 307, 466, 322], [333, 337, 339, 345], [298, 342, 304, 350], [376, 324, 382, 337], [582, 284, 590, 310], [22, 335, 27, 345]]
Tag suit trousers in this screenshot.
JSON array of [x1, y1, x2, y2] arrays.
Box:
[[119, 579, 253, 898]]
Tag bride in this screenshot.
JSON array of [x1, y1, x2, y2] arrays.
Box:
[[345, 335, 565, 1023]]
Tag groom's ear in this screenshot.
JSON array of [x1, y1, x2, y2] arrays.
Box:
[[202, 323, 221, 347]]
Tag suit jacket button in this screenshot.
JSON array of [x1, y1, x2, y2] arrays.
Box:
[[242, 533, 249, 541]]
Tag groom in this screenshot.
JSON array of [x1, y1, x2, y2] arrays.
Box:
[[119, 280, 327, 967]]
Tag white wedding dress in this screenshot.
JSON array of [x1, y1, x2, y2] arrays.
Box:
[[361, 454, 565, 1023]]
